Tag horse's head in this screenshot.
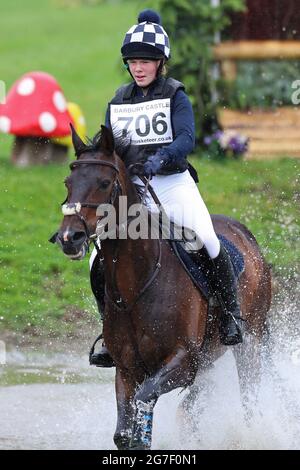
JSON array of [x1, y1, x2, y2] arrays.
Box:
[[50, 124, 121, 260]]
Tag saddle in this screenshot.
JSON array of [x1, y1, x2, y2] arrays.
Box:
[[170, 234, 245, 300], [137, 177, 244, 300]]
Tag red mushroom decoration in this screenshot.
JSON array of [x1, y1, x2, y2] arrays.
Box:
[[0, 71, 74, 166]]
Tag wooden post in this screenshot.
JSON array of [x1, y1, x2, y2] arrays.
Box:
[[214, 40, 300, 61], [213, 40, 300, 159], [220, 60, 237, 81]]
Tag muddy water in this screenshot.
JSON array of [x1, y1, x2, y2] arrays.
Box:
[[1, 287, 300, 450], [0, 349, 182, 450]]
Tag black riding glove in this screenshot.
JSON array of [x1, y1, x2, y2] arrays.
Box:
[[143, 149, 170, 178]]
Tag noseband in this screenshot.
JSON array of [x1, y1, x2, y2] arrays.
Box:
[[62, 159, 121, 251]]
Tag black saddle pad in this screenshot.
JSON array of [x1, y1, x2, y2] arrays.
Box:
[[172, 234, 245, 299]]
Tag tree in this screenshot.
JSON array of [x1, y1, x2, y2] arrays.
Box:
[[156, 0, 245, 143]]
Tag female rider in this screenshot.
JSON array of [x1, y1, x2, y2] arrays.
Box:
[[90, 9, 242, 367]]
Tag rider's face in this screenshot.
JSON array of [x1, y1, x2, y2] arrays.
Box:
[[127, 59, 160, 88]]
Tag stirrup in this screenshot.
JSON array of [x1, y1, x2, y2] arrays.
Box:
[[89, 333, 115, 368]]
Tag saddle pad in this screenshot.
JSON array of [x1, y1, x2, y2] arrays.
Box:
[[172, 234, 245, 300]]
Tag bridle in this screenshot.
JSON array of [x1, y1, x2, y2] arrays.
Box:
[[69, 159, 121, 210], [62, 158, 121, 254], [62, 157, 162, 314], [63, 159, 153, 246]]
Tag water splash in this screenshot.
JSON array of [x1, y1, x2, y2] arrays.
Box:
[[171, 274, 300, 450], [1, 276, 299, 449]]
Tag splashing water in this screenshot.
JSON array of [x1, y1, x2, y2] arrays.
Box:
[[173, 274, 300, 450], [0, 279, 299, 450]]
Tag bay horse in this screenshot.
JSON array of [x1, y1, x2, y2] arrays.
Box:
[[51, 125, 272, 449]]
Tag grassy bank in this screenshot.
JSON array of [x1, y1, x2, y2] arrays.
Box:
[[0, 0, 299, 334]]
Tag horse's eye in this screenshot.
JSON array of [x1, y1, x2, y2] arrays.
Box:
[[99, 179, 111, 190]]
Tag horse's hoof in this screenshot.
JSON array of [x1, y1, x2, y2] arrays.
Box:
[[114, 435, 131, 450], [129, 438, 151, 450], [130, 444, 151, 450]]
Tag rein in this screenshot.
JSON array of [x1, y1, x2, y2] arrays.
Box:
[[63, 157, 163, 314], [103, 173, 163, 315]]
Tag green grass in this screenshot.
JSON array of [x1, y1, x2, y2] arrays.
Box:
[[1, 156, 299, 332], [0, 0, 299, 333], [0, 160, 93, 331], [0, 0, 139, 148], [193, 156, 300, 270]]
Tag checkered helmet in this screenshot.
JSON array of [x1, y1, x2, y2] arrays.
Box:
[[121, 10, 170, 61]]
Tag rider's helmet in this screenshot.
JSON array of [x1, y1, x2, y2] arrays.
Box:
[[121, 9, 170, 62]]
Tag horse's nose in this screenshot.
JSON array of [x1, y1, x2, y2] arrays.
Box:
[[57, 229, 87, 247]]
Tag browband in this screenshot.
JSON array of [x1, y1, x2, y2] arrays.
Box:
[[70, 159, 119, 173]]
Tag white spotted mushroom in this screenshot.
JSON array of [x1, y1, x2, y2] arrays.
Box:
[[0, 71, 72, 137], [0, 71, 74, 165]]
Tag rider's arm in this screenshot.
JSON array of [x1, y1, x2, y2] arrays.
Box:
[[152, 90, 195, 173], [168, 89, 195, 157]]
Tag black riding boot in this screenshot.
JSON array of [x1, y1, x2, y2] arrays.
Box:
[[89, 299, 115, 367], [193, 244, 243, 346], [89, 256, 115, 368]]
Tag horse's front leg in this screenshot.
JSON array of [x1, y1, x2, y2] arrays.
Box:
[[114, 367, 136, 450], [233, 332, 264, 423], [130, 396, 157, 450], [130, 346, 192, 449]]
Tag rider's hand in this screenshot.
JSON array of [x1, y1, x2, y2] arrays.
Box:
[[144, 154, 164, 178]]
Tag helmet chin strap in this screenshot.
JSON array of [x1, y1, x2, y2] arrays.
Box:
[[156, 59, 165, 76], [124, 61, 133, 79]]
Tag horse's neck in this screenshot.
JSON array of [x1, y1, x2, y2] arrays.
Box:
[[101, 176, 159, 297], [123, 172, 141, 206], [101, 236, 159, 310]]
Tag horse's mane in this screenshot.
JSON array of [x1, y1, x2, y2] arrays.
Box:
[[78, 127, 141, 162]]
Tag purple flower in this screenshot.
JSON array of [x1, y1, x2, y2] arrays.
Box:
[[204, 129, 248, 157], [229, 136, 248, 154], [213, 130, 223, 140], [204, 136, 212, 145]]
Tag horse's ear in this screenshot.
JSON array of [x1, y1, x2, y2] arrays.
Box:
[[70, 123, 86, 157], [100, 125, 115, 154]]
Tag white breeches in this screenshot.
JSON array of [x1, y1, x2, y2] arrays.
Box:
[[90, 170, 220, 269], [133, 170, 220, 258]]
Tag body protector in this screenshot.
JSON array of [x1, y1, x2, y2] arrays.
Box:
[[108, 76, 190, 175]]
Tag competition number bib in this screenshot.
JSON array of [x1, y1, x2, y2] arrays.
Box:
[[110, 98, 173, 146]]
